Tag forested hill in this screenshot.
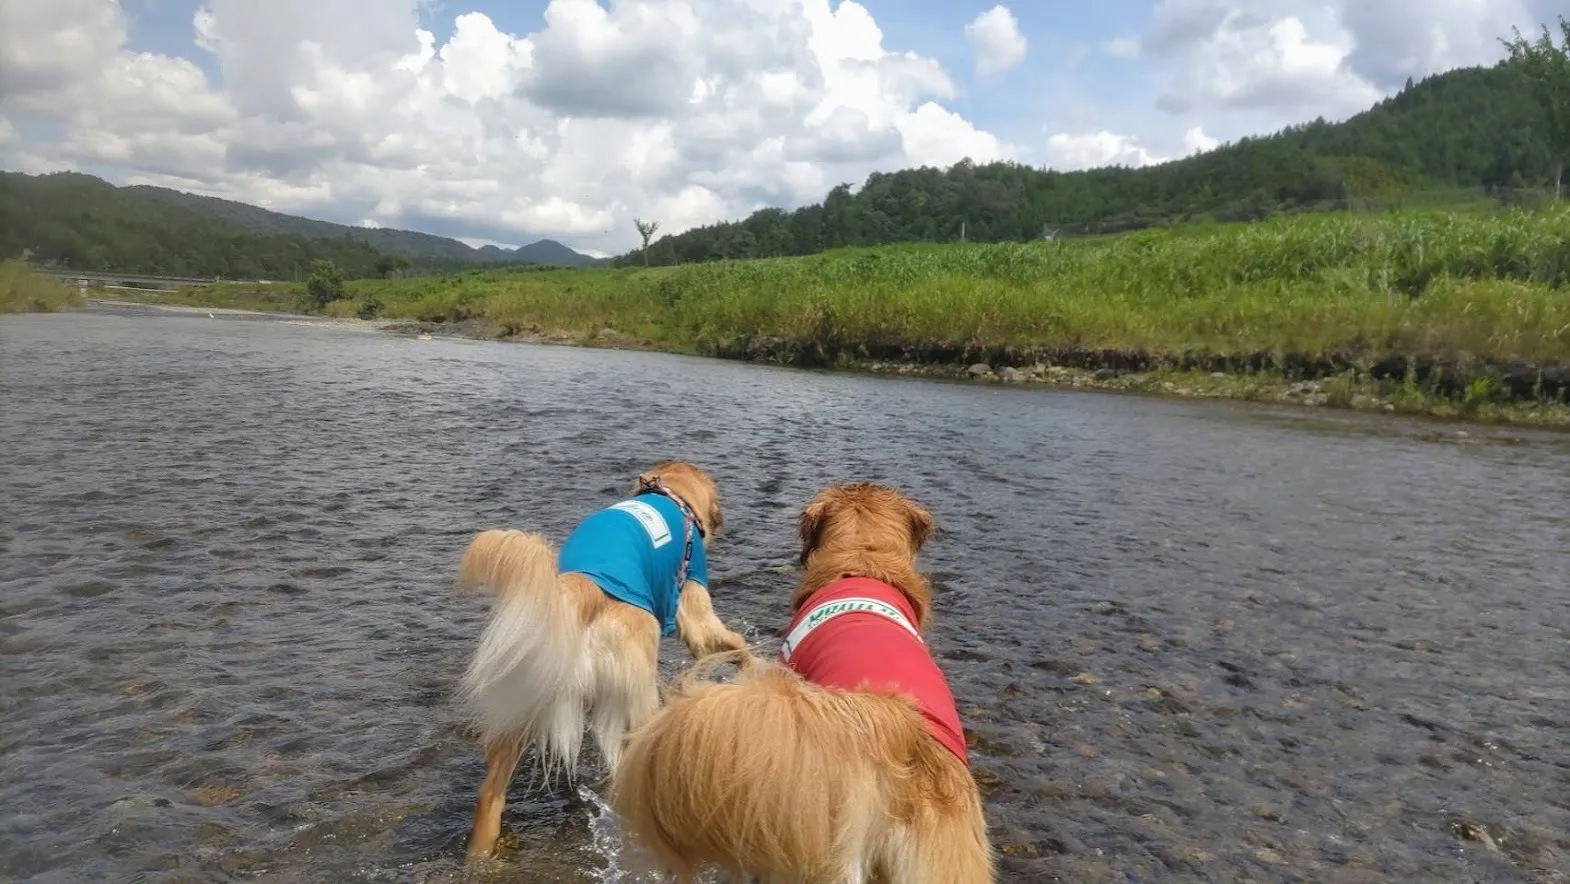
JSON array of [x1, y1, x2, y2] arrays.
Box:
[[621, 61, 1556, 267], [124, 184, 492, 266], [0, 172, 603, 278], [127, 185, 603, 267], [0, 171, 406, 279]]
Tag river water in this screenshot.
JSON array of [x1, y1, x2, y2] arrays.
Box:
[[2, 305, 1568, 883]]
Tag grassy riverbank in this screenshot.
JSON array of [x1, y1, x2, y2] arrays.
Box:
[[133, 206, 1570, 427], [0, 261, 86, 313]]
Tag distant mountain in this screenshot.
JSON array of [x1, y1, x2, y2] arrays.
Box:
[[0, 170, 604, 277], [126, 183, 603, 267], [0, 171, 402, 280], [475, 238, 603, 267]]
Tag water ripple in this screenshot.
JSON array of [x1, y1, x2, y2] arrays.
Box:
[[2, 309, 1568, 882]]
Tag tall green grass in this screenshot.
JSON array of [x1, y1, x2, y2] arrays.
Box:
[[0, 262, 86, 314], [166, 205, 1569, 368], [625, 208, 1570, 363]]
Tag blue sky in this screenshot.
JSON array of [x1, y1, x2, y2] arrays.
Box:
[[115, 0, 1159, 157], [4, 0, 1562, 254]]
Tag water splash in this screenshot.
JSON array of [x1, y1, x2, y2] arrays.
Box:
[[581, 784, 665, 884]]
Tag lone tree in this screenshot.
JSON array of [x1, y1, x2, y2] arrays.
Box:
[[305, 258, 346, 310], [1502, 15, 1570, 200], [634, 217, 659, 266], [375, 254, 411, 279]]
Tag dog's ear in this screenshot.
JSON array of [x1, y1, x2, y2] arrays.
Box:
[[797, 496, 830, 565], [903, 496, 935, 551]]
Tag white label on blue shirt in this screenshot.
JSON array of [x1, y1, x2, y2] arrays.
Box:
[[611, 499, 672, 548]]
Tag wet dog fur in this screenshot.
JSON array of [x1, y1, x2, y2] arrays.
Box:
[[609, 482, 996, 883], [452, 460, 748, 859]]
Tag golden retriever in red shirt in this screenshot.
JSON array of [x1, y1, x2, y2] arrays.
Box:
[[610, 482, 995, 883]]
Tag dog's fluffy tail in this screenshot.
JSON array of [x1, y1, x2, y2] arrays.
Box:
[[454, 528, 588, 780], [611, 657, 991, 882]]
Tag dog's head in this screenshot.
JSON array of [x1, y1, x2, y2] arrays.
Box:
[[793, 482, 936, 628], [633, 459, 725, 540]]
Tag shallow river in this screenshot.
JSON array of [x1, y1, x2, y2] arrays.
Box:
[[3, 306, 1568, 883]]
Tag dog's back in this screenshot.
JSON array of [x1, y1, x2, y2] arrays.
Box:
[[557, 492, 704, 637], [781, 576, 969, 765]]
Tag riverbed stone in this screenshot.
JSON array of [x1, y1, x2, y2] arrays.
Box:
[[967, 363, 994, 379], [1000, 367, 1029, 383]]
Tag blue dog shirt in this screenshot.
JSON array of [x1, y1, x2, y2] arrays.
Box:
[[557, 491, 708, 637]]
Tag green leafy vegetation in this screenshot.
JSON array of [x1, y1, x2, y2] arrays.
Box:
[[620, 61, 1560, 265], [149, 206, 1570, 424], [1502, 15, 1570, 199], [305, 259, 348, 310], [0, 261, 86, 313], [0, 171, 417, 280]]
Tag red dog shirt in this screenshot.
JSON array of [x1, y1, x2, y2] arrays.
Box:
[[779, 576, 969, 765]]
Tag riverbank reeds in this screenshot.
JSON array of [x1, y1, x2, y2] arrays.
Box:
[[0, 262, 86, 313], [144, 205, 1570, 423]]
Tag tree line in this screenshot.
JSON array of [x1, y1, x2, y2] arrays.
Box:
[[617, 49, 1569, 267]]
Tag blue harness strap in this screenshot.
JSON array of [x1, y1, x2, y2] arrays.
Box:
[[635, 476, 702, 599]]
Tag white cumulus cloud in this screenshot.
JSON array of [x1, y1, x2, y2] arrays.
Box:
[[1156, 10, 1383, 117], [1182, 125, 1220, 154], [1044, 131, 1169, 171], [0, 0, 1014, 254], [1043, 122, 1231, 171], [964, 5, 1028, 78], [1138, 0, 1550, 124]]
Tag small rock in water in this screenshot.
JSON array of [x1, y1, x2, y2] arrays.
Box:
[[967, 363, 993, 379], [1072, 672, 1101, 686], [1000, 366, 1029, 383], [971, 766, 1003, 794]]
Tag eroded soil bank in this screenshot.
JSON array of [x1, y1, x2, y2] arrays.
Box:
[[73, 301, 1570, 429]]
